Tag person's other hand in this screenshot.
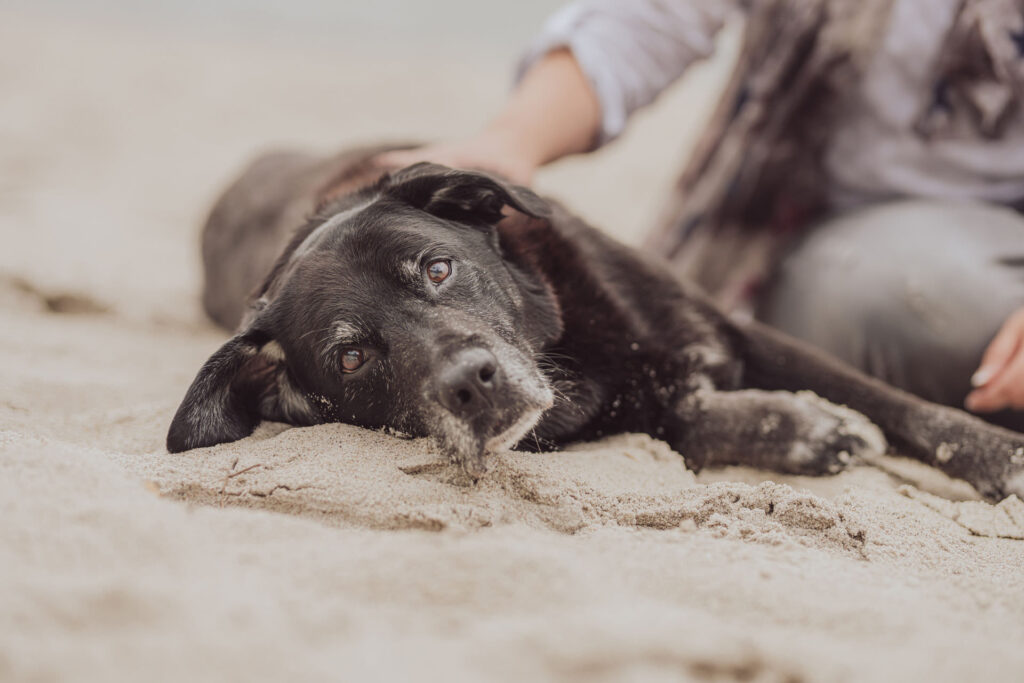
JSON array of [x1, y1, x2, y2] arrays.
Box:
[[376, 128, 539, 186], [966, 307, 1024, 413]]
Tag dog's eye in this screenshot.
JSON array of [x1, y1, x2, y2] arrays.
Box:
[[340, 349, 365, 373], [426, 259, 452, 284]]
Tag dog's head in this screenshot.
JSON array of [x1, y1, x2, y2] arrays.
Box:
[[167, 163, 562, 476]]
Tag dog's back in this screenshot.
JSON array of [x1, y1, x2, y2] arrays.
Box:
[[201, 146, 400, 330]]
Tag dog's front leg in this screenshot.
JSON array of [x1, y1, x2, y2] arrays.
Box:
[[738, 320, 1024, 499], [668, 388, 886, 475]]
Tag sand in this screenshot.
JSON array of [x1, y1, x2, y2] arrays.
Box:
[[3, 10, 1024, 683]]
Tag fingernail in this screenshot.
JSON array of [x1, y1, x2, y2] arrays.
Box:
[[971, 366, 995, 387]]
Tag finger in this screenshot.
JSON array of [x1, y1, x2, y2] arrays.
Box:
[[966, 386, 1004, 413], [971, 311, 1024, 387], [375, 150, 422, 168], [378, 146, 449, 167], [966, 347, 1024, 412], [966, 384, 1007, 413]]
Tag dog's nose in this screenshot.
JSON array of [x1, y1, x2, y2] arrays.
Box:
[[435, 348, 502, 419]]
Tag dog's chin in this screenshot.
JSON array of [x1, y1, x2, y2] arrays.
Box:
[[483, 405, 548, 454], [431, 396, 552, 480]]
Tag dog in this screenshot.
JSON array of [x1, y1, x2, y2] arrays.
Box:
[[168, 145, 1024, 501]]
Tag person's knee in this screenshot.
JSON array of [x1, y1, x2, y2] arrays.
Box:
[[755, 211, 909, 365], [757, 200, 1023, 406]]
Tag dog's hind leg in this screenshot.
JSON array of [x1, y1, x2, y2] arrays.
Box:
[[669, 388, 886, 475]]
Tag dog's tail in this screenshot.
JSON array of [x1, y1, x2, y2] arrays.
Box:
[[735, 320, 1024, 500]]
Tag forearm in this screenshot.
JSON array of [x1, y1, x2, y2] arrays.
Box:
[[377, 0, 737, 181], [486, 48, 601, 168], [519, 0, 737, 146]]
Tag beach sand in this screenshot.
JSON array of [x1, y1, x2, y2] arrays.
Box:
[[2, 10, 1024, 682]]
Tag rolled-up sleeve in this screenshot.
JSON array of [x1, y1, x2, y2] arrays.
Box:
[[517, 0, 737, 146]]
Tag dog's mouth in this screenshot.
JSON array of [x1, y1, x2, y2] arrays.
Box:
[[483, 405, 549, 452], [420, 346, 554, 478], [430, 397, 552, 480]]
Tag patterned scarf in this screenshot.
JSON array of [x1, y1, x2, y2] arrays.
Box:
[[646, 0, 1024, 311]]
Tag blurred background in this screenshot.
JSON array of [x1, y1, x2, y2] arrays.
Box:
[[0, 0, 734, 324]]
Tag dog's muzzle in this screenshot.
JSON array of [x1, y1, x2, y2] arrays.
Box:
[[424, 342, 553, 478], [433, 347, 502, 423]]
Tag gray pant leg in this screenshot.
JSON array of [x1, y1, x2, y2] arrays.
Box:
[[755, 200, 1024, 430]]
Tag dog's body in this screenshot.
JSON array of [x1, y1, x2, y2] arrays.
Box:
[[170, 146, 1024, 500]]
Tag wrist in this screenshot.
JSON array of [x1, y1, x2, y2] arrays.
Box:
[[479, 47, 602, 174], [479, 118, 547, 171]]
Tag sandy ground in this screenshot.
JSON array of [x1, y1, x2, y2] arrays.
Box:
[[3, 10, 1024, 683]]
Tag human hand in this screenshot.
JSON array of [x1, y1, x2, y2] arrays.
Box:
[[376, 127, 539, 186], [966, 307, 1024, 413]]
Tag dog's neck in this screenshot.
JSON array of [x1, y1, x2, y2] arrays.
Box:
[[498, 208, 629, 354]]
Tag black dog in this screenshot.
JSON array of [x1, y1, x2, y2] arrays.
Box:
[[168, 146, 1024, 500]]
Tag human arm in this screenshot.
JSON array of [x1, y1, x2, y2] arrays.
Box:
[[378, 0, 736, 182]]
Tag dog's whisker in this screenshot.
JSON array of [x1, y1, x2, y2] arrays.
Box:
[[536, 351, 575, 364], [298, 324, 337, 345]]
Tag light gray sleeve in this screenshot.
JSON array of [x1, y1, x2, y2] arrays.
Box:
[[517, 0, 738, 146]]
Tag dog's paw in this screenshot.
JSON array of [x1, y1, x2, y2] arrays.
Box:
[[1002, 462, 1024, 500], [953, 436, 1024, 501], [959, 449, 1024, 502], [915, 407, 1024, 501], [781, 392, 887, 476]]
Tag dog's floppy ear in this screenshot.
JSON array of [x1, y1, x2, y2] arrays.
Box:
[[386, 162, 549, 225], [166, 328, 316, 453]]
